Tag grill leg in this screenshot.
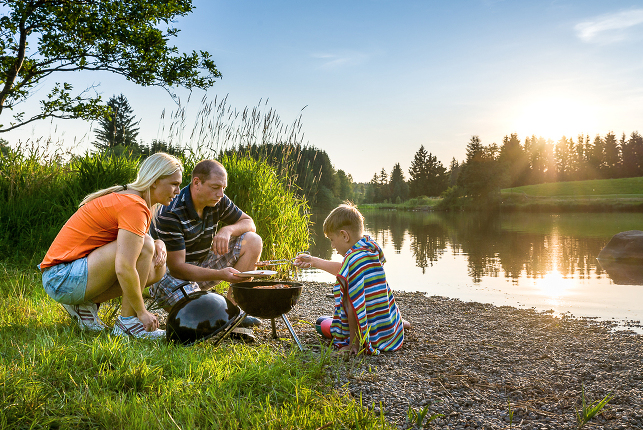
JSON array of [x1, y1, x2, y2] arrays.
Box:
[[271, 318, 277, 338], [281, 314, 304, 351], [211, 312, 247, 348]]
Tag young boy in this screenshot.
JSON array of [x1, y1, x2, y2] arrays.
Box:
[[295, 203, 406, 355]]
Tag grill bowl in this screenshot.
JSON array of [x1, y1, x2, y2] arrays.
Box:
[[231, 281, 303, 319]]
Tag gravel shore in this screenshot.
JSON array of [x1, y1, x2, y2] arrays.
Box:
[[249, 281, 643, 430]]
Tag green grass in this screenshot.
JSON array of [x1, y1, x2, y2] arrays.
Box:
[[500, 177, 643, 212], [360, 196, 442, 211], [0, 261, 393, 430], [502, 177, 643, 198]]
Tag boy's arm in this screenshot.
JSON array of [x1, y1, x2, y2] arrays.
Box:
[[293, 254, 341, 275], [343, 293, 360, 354]]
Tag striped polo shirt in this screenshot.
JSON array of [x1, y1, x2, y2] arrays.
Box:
[[151, 184, 242, 264]]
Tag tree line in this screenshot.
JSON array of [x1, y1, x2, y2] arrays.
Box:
[[361, 131, 643, 206]]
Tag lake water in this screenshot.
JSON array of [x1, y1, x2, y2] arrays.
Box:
[[298, 210, 643, 333]]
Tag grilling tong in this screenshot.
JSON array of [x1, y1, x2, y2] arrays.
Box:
[[255, 251, 311, 267]]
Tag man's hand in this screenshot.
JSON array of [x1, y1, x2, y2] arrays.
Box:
[[218, 267, 243, 283], [138, 310, 159, 332], [212, 229, 232, 255], [153, 239, 167, 268]]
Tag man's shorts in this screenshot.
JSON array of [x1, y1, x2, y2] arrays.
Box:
[[41, 257, 89, 305], [149, 233, 246, 308]]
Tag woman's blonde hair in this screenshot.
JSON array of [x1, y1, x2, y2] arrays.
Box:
[[79, 153, 183, 207]]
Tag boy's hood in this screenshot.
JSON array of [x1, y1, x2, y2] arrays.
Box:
[[351, 235, 385, 262]]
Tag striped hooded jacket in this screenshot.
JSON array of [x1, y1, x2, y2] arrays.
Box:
[[331, 235, 405, 354]]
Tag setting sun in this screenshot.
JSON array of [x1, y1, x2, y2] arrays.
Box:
[[513, 97, 599, 141]]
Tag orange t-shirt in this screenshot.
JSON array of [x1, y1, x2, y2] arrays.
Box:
[[40, 193, 151, 269]]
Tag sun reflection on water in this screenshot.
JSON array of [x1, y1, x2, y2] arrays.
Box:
[[534, 270, 576, 301]]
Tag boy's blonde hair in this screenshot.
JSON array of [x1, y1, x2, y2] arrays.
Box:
[[323, 203, 364, 236]]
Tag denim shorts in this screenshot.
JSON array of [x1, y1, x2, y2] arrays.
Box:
[[41, 257, 89, 305]]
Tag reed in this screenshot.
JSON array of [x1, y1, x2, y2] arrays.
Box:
[[576, 385, 613, 429], [0, 99, 312, 264], [160, 96, 331, 208]]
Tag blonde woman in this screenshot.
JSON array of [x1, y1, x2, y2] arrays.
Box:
[[39, 152, 183, 339]]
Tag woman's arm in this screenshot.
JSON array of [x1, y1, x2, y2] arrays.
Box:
[[115, 229, 158, 331]]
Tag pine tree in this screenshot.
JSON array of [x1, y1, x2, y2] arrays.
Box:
[[93, 94, 140, 151], [389, 163, 408, 202], [408, 145, 429, 197], [448, 158, 461, 187], [603, 131, 620, 178]]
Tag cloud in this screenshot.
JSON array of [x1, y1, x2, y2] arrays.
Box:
[[311, 51, 369, 69], [575, 9, 643, 43]]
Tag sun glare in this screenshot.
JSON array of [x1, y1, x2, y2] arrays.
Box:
[[535, 270, 575, 299], [513, 97, 598, 141]]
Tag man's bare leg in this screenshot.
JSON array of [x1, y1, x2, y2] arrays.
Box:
[[228, 232, 262, 302]]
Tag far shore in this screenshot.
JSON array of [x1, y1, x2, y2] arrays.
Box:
[[359, 195, 643, 213]]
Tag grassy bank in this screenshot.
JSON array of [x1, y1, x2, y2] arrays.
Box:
[[502, 176, 643, 197], [501, 177, 643, 212], [360, 196, 442, 212], [0, 145, 386, 428], [359, 177, 643, 213], [0, 262, 390, 429]]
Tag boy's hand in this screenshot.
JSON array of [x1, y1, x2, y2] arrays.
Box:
[[336, 343, 360, 359], [294, 253, 313, 269]]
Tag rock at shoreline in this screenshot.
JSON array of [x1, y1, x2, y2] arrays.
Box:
[[597, 230, 643, 261]]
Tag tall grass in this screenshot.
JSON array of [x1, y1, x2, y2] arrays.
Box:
[[161, 96, 332, 208], [0, 143, 141, 261], [0, 100, 312, 264]]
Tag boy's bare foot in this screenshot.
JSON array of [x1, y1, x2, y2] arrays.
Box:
[[403, 319, 411, 330]]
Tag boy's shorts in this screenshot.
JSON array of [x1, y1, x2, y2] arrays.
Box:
[[149, 233, 246, 308], [41, 257, 89, 305]]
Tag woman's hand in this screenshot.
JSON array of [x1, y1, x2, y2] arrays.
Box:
[[138, 309, 159, 332], [293, 253, 314, 269], [153, 239, 167, 268]]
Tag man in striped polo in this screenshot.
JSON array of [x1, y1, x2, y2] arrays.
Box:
[[150, 159, 263, 329]]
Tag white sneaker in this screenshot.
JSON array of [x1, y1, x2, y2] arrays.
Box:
[[112, 316, 165, 339], [61, 302, 107, 331]]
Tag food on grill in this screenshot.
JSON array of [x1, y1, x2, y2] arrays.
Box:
[[253, 283, 289, 289]]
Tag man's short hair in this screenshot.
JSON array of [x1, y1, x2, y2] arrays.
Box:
[[192, 160, 226, 183], [323, 203, 364, 236]]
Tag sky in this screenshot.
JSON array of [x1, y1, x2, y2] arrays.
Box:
[[4, 0, 643, 182]]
